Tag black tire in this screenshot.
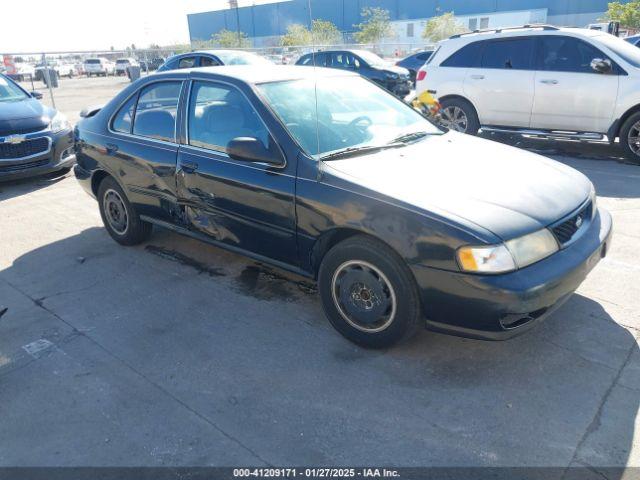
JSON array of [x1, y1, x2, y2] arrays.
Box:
[[318, 235, 422, 348], [619, 112, 640, 164], [97, 176, 152, 246], [439, 97, 480, 135]]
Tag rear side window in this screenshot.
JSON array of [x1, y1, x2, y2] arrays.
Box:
[[481, 38, 534, 69], [132, 81, 182, 142], [178, 57, 196, 69], [112, 95, 137, 134], [441, 42, 483, 67], [538, 36, 610, 73], [298, 55, 313, 66]]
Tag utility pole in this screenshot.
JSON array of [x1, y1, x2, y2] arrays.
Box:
[[229, 0, 241, 46]]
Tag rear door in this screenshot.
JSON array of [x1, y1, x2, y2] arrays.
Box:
[[530, 35, 619, 133], [176, 80, 297, 264], [463, 37, 536, 128], [106, 80, 184, 220]]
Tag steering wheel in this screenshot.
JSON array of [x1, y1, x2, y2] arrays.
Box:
[[348, 115, 372, 131]]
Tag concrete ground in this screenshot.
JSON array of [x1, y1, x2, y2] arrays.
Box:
[[0, 75, 638, 471]]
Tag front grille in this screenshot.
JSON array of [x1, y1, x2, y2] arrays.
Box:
[[0, 137, 50, 160], [551, 201, 592, 245], [0, 159, 49, 173]]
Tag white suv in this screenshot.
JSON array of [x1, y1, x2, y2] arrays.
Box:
[[416, 25, 640, 162], [84, 58, 115, 77]]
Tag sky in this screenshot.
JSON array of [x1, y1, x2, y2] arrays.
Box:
[[1, 0, 284, 54]]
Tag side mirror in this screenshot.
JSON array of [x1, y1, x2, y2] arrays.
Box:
[[31, 91, 43, 100], [590, 58, 612, 74], [227, 137, 283, 165]]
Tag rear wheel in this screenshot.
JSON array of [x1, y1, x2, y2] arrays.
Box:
[[619, 112, 640, 164], [439, 98, 480, 135], [318, 236, 422, 348], [98, 177, 152, 245]]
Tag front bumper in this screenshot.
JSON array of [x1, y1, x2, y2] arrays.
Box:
[[0, 129, 75, 182], [388, 79, 412, 97], [411, 207, 613, 340]]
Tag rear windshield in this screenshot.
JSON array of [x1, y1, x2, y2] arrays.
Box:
[[85, 59, 101, 64], [116, 59, 129, 64]]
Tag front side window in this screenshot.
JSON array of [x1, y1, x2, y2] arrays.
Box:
[[178, 57, 196, 69], [441, 42, 483, 68], [132, 81, 182, 142], [112, 95, 137, 133], [188, 82, 270, 153], [258, 76, 441, 157], [538, 36, 609, 73], [481, 38, 534, 69]]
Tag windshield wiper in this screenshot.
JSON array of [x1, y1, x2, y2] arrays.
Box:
[[319, 143, 404, 161], [388, 131, 431, 145]]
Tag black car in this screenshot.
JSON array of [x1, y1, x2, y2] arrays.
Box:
[[74, 65, 611, 348], [157, 50, 272, 72], [395, 50, 434, 84], [296, 49, 412, 97], [0, 74, 75, 181]]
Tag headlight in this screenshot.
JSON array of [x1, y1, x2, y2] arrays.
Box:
[[458, 229, 559, 273], [50, 112, 70, 133]]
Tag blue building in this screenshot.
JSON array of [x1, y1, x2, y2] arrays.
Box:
[[187, 0, 628, 46]]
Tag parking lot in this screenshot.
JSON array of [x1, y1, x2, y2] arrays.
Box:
[[1, 75, 639, 472]]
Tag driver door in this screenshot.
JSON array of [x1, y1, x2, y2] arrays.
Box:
[[530, 35, 619, 133], [176, 80, 297, 265]]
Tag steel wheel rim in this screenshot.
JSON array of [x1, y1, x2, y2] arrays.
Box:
[[331, 260, 397, 333], [104, 189, 129, 235], [441, 106, 468, 132], [628, 121, 640, 155]]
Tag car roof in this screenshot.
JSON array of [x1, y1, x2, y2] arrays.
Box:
[[155, 64, 357, 84]]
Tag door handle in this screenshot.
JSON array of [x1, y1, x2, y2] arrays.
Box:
[[540, 79, 558, 85], [470, 74, 485, 80], [105, 143, 118, 155], [181, 160, 199, 173]]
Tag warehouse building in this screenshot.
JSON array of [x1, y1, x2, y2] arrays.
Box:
[[187, 0, 629, 47]]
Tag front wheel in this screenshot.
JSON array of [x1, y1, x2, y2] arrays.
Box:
[[439, 98, 480, 135], [318, 236, 422, 348], [619, 112, 640, 164], [98, 177, 152, 245]]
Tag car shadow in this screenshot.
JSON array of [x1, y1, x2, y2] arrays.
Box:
[[0, 168, 72, 202], [0, 226, 637, 471]]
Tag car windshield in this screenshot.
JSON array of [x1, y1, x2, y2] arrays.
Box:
[[597, 33, 640, 68], [0, 76, 28, 102], [116, 59, 129, 64], [353, 50, 386, 67], [86, 59, 101, 64], [214, 51, 271, 65], [258, 75, 441, 158]]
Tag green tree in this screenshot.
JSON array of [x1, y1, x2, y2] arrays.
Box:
[[422, 12, 467, 42], [353, 7, 394, 44], [212, 28, 251, 48], [281, 24, 313, 46], [604, 0, 640, 29], [311, 19, 342, 45]]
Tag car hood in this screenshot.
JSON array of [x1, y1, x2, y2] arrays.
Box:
[[0, 98, 54, 135], [322, 132, 591, 241], [376, 65, 410, 76]]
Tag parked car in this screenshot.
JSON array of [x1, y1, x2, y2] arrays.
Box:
[[415, 25, 640, 163], [157, 50, 272, 72], [624, 33, 640, 47], [0, 73, 74, 180], [34, 61, 75, 81], [296, 49, 412, 97], [73, 65, 611, 348], [395, 50, 434, 84], [84, 58, 115, 77], [5, 58, 35, 82], [115, 58, 139, 76], [139, 58, 165, 71]]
